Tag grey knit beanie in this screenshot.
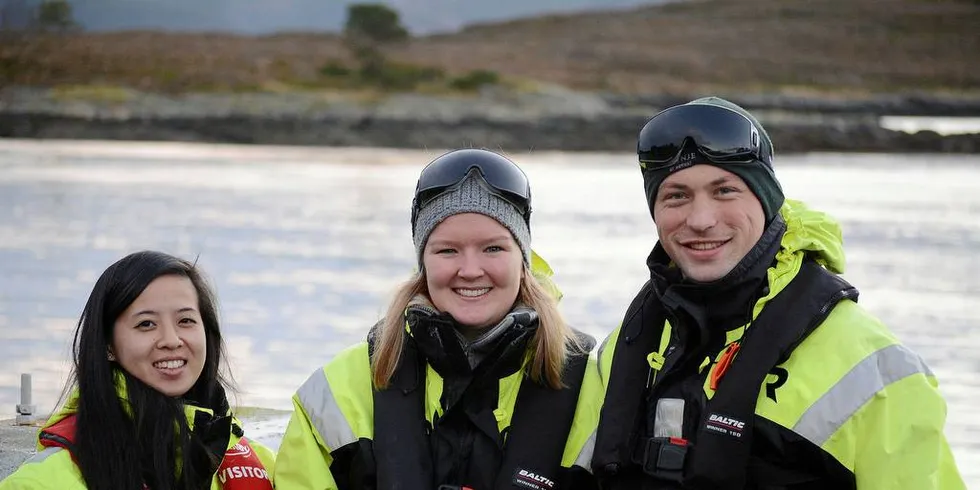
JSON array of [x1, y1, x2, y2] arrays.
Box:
[[413, 171, 531, 267]]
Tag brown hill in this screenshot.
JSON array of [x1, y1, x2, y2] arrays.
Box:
[[2, 0, 978, 95]]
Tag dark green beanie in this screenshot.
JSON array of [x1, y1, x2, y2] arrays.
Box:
[[641, 96, 785, 223]]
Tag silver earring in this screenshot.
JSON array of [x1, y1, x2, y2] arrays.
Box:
[[107, 351, 116, 361]]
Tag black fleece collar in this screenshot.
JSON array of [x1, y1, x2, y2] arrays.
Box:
[[405, 303, 539, 382], [646, 215, 787, 346]]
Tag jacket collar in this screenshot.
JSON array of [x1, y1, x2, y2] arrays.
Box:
[[38, 369, 237, 450], [646, 215, 787, 342], [641, 198, 851, 345], [405, 296, 538, 381]]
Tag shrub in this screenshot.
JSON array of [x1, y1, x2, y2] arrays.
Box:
[[320, 61, 352, 78], [364, 62, 444, 90], [450, 69, 500, 91]]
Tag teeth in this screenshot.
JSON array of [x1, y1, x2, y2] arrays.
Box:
[[688, 242, 725, 251], [455, 288, 490, 297], [154, 360, 186, 370]]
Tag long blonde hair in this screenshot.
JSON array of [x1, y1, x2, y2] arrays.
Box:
[[371, 265, 584, 390]]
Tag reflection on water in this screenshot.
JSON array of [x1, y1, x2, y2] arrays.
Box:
[[0, 140, 978, 483], [879, 115, 980, 135]]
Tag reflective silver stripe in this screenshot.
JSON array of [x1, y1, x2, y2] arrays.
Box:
[[597, 334, 612, 364], [793, 344, 934, 446], [596, 332, 615, 384], [296, 369, 357, 451], [574, 429, 597, 473], [24, 446, 63, 464]]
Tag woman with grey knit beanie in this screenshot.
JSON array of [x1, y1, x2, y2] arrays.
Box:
[[275, 149, 602, 490]]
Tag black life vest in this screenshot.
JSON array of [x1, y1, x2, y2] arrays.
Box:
[[370, 321, 595, 490], [593, 260, 858, 489]]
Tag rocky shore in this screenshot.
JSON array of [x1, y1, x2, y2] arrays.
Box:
[[0, 420, 39, 481], [2, 86, 979, 153]]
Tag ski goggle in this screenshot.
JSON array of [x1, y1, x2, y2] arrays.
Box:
[[637, 104, 771, 171], [411, 149, 532, 230]]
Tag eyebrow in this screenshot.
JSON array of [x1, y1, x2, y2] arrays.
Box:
[[482, 235, 514, 244], [662, 176, 733, 191], [428, 235, 513, 246], [661, 181, 689, 191], [132, 307, 197, 316]]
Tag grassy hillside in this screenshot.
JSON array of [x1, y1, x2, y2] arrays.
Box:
[[403, 0, 980, 94], [2, 0, 978, 96]]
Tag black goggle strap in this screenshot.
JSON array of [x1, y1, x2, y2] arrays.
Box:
[[411, 170, 530, 231]]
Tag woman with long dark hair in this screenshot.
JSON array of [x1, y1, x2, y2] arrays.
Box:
[[0, 250, 275, 490]]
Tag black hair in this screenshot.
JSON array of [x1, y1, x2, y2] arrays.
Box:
[[64, 250, 233, 490]]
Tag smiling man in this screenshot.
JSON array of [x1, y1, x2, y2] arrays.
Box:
[[590, 97, 965, 489]]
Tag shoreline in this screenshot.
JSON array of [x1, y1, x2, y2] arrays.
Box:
[[0, 420, 40, 482], [2, 87, 980, 153]]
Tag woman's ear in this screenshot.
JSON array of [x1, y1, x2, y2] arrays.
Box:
[[107, 347, 116, 362]]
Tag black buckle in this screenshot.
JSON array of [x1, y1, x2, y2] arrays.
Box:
[[640, 436, 689, 482]]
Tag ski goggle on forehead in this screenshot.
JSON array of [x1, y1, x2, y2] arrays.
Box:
[[637, 104, 771, 171], [411, 149, 532, 229]]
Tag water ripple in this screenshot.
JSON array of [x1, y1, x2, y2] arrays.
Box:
[[0, 141, 977, 483]]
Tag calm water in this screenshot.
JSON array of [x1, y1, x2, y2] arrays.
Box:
[[0, 139, 978, 483]]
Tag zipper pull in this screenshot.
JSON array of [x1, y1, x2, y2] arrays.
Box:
[[646, 351, 666, 389], [709, 342, 741, 391], [647, 351, 666, 370]]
